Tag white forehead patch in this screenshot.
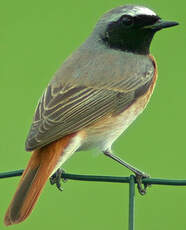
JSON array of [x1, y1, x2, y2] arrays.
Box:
[[122, 6, 156, 17], [102, 6, 157, 24]]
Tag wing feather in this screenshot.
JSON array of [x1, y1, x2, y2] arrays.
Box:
[[25, 51, 155, 151]]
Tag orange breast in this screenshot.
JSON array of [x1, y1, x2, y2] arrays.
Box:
[[79, 55, 158, 151]]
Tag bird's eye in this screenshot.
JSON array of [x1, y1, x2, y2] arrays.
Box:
[[120, 15, 134, 27]]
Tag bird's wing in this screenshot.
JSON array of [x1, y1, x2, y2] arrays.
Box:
[[25, 51, 155, 151]]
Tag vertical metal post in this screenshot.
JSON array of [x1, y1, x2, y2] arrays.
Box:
[[128, 175, 135, 230]]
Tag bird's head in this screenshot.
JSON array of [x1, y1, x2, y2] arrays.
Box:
[[94, 5, 179, 54]]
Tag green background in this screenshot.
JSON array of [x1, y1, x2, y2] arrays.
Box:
[[0, 0, 185, 229]]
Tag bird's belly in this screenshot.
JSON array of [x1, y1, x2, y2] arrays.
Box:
[[79, 73, 157, 152], [79, 92, 150, 151]]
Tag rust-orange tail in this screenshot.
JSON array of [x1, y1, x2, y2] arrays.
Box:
[[4, 135, 73, 226]]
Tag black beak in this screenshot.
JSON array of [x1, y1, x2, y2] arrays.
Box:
[[144, 19, 179, 31]]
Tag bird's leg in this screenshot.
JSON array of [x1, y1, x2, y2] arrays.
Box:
[[103, 150, 150, 195], [50, 168, 67, 191]]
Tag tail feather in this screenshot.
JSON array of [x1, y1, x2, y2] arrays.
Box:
[[4, 134, 75, 226]]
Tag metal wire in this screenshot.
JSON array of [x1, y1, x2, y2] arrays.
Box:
[[1, 169, 186, 229], [1, 170, 186, 185], [129, 175, 135, 230]]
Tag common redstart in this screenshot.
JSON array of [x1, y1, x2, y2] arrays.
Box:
[[4, 5, 178, 225]]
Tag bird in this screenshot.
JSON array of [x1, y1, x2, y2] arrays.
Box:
[[4, 4, 178, 226]]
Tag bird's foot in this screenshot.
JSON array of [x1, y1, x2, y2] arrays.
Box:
[[103, 150, 151, 195], [50, 168, 66, 191], [135, 172, 150, 195]]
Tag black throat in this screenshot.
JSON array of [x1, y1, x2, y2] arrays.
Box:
[[102, 28, 155, 55]]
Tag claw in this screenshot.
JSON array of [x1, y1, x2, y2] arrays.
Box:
[[135, 173, 150, 195], [50, 168, 65, 191]]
